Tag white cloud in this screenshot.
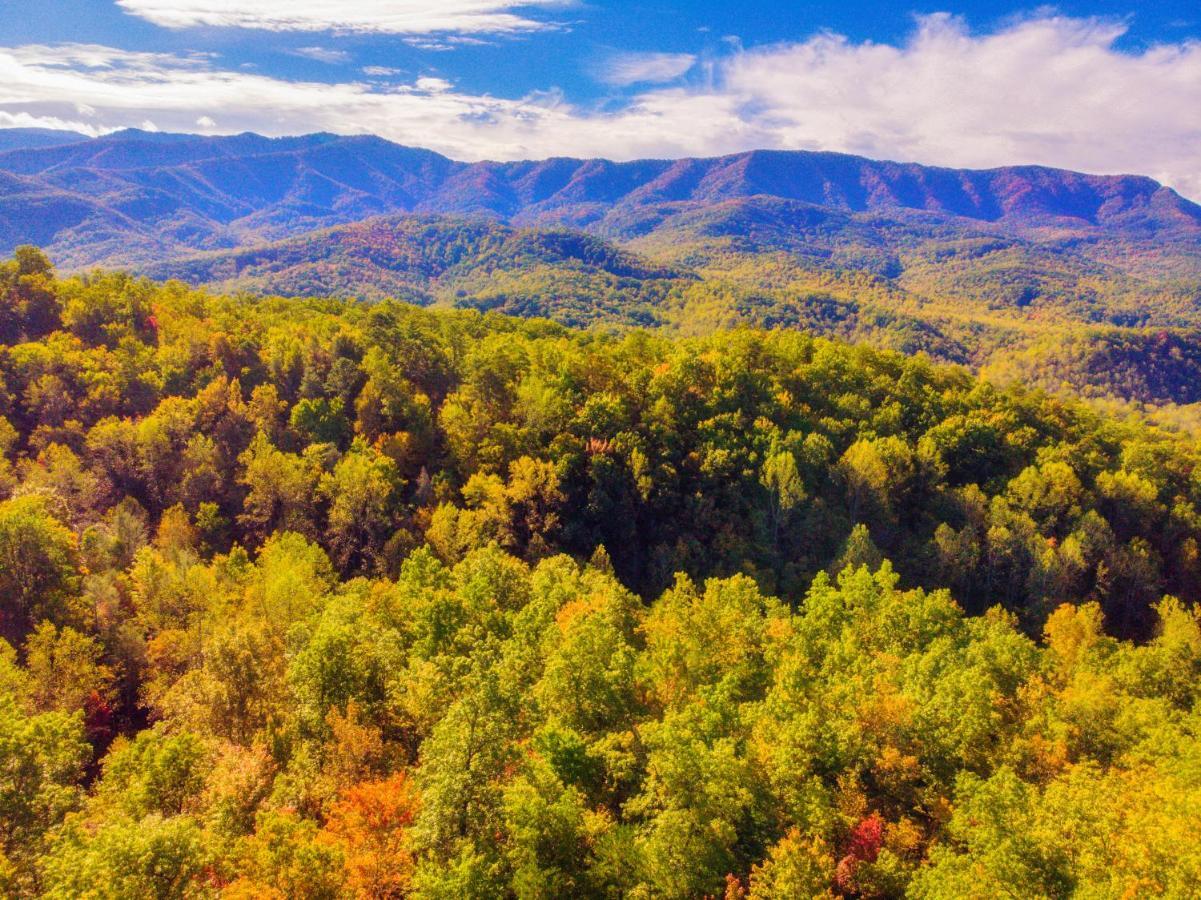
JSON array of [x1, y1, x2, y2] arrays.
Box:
[[598, 51, 696, 86], [0, 110, 109, 136], [1, 16, 1200, 198], [404, 35, 491, 51], [195, 115, 216, 127], [716, 14, 1201, 197], [290, 46, 351, 65], [414, 76, 452, 93], [116, 0, 565, 36], [362, 66, 401, 77], [402, 38, 455, 51]]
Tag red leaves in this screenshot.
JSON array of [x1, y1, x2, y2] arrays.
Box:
[[847, 813, 884, 863], [835, 813, 885, 893], [83, 688, 114, 744]]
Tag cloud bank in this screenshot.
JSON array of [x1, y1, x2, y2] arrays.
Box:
[[116, 0, 565, 35], [2, 14, 1200, 197]]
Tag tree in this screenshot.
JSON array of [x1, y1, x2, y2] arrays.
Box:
[[16, 443, 108, 525], [290, 396, 350, 448], [94, 728, 210, 820], [428, 457, 564, 563], [323, 772, 419, 899], [838, 435, 926, 529], [58, 271, 155, 348], [909, 768, 1071, 899], [23, 622, 116, 741], [761, 449, 806, 548], [1005, 460, 1083, 536], [830, 523, 883, 575], [237, 433, 320, 542], [748, 830, 835, 899], [532, 562, 641, 736], [287, 604, 393, 738], [639, 574, 787, 709], [0, 246, 59, 342], [502, 759, 599, 899], [412, 660, 517, 883], [226, 809, 345, 900], [318, 441, 400, 573], [0, 494, 84, 642], [629, 692, 764, 899], [41, 814, 210, 900], [0, 657, 90, 894]]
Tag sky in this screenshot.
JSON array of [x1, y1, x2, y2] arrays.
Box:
[[0, 2, 1200, 196]]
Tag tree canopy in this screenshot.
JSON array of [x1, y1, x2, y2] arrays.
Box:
[[0, 249, 1198, 896]]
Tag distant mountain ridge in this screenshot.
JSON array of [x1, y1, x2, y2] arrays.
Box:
[[0, 127, 91, 153], [0, 129, 1197, 272]]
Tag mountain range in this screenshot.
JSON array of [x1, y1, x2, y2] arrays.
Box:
[[1, 128, 1197, 267], [2, 127, 1201, 403]]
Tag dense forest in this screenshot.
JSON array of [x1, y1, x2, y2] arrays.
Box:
[[2, 247, 1201, 896]]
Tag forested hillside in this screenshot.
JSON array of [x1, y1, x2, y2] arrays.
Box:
[[2, 247, 1201, 896], [984, 328, 1201, 405], [136, 214, 967, 359], [6, 130, 1201, 412], [139, 212, 1201, 414], [140, 215, 688, 328]]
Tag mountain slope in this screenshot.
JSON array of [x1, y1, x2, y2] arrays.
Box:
[[629, 195, 1201, 327], [143, 215, 692, 328], [0, 130, 1197, 276], [144, 211, 981, 359], [0, 128, 90, 153]]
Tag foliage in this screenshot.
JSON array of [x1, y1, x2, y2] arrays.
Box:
[[0, 251, 1196, 895]]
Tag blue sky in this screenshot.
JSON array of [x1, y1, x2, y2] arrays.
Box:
[[0, 2, 1199, 195]]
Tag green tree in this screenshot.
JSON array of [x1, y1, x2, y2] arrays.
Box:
[[0, 649, 90, 894], [237, 433, 320, 542], [0, 494, 85, 642], [318, 441, 401, 573]]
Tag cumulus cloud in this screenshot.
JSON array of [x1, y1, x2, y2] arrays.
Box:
[[116, 0, 565, 36], [719, 14, 1201, 196], [598, 51, 696, 86], [1, 15, 1200, 198]]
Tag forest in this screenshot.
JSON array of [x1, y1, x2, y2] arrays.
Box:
[[1, 245, 1200, 897]]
